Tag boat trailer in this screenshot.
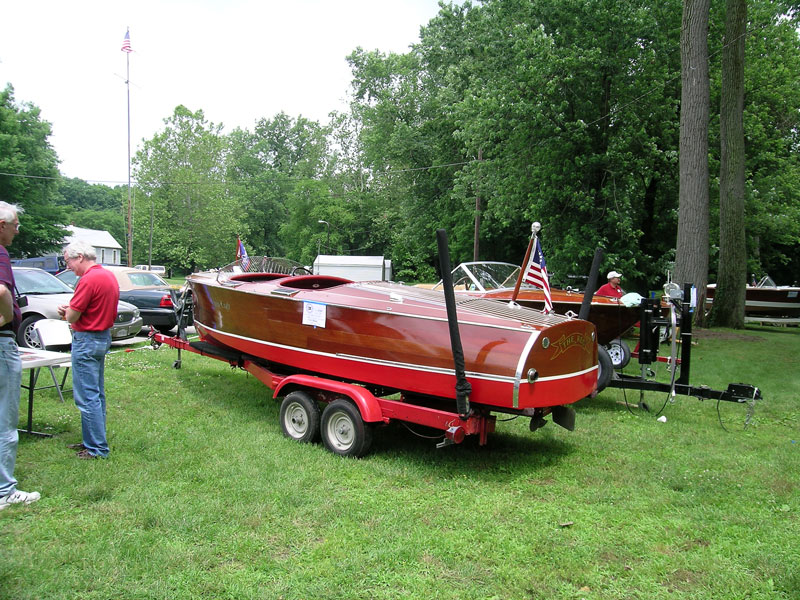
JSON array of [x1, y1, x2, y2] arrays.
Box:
[[608, 283, 762, 421], [150, 230, 579, 457]]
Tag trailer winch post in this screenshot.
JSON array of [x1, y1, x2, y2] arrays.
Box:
[[436, 228, 472, 418], [579, 248, 604, 321]]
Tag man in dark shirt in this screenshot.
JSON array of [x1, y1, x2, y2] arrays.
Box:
[[0, 201, 41, 510]]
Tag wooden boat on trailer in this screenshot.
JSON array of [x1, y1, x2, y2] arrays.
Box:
[[432, 261, 641, 345], [706, 276, 800, 321], [157, 255, 599, 456]]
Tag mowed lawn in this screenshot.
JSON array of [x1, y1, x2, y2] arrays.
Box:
[[2, 325, 798, 599]]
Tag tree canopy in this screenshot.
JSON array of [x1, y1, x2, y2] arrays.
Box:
[[1, 0, 798, 292]]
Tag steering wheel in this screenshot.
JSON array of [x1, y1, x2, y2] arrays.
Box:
[[292, 266, 313, 276]]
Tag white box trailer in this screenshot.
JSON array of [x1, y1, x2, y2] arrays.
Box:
[[313, 255, 392, 281]]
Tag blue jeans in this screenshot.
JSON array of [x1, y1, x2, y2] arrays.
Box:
[[71, 330, 112, 457], [0, 336, 21, 496]]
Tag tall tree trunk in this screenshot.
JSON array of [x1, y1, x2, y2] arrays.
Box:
[[711, 0, 747, 328], [675, 0, 711, 327]]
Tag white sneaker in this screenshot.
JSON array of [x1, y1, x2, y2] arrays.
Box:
[[0, 490, 41, 510]]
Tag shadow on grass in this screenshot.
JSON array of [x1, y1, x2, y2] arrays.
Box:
[[366, 419, 577, 481]]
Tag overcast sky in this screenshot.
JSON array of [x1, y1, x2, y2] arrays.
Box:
[[0, 0, 443, 186]]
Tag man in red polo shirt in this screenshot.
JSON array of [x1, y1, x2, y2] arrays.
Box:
[[58, 241, 120, 459], [596, 270, 625, 299]]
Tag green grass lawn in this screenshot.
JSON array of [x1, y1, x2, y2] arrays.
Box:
[[2, 325, 798, 599]]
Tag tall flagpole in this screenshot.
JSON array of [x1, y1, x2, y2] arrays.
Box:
[[123, 27, 133, 266]]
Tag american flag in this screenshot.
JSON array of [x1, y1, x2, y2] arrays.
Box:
[[524, 237, 553, 313], [236, 237, 250, 270], [121, 30, 132, 53]]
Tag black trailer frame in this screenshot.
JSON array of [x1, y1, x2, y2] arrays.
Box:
[[607, 283, 762, 414]]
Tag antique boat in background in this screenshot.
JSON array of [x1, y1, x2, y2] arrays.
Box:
[[431, 261, 640, 345], [187, 258, 598, 413], [706, 276, 800, 319]]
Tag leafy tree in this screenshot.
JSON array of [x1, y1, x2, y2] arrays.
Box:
[[226, 112, 332, 258], [133, 106, 245, 272], [0, 85, 67, 257], [355, 0, 686, 287]]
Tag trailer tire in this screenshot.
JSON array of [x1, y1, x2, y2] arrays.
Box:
[[596, 345, 613, 393], [605, 339, 631, 369], [321, 399, 373, 458], [280, 391, 320, 443]]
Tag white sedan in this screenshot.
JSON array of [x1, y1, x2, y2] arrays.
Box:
[[12, 267, 143, 348]]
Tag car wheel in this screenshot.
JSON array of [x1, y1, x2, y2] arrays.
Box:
[[18, 315, 43, 349]]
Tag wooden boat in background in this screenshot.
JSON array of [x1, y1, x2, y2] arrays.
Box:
[[431, 261, 640, 345], [187, 259, 598, 414], [706, 276, 800, 319]]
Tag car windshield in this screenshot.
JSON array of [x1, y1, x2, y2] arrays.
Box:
[[56, 270, 78, 288], [124, 272, 169, 287], [14, 269, 74, 294]]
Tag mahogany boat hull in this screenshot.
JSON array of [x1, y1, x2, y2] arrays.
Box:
[[188, 274, 598, 411]]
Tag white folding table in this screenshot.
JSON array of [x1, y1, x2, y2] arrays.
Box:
[[18, 347, 72, 437]]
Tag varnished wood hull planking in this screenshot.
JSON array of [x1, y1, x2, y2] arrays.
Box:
[[189, 274, 598, 410]]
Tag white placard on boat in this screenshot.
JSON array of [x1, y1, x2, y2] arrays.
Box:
[[302, 302, 327, 328]]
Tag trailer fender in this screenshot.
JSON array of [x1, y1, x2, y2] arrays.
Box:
[[273, 375, 384, 423]]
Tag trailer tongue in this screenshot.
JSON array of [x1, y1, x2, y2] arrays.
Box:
[[609, 283, 761, 422]]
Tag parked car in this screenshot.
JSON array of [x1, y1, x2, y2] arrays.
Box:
[[10, 254, 65, 275], [12, 267, 143, 349], [57, 265, 181, 334]]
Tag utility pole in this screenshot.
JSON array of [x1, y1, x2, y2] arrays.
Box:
[[122, 27, 134, 266], [473, 148, 483, 261]]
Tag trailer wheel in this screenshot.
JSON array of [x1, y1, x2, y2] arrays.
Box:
[[321, 399, 373, 458], [605, 339, 631, 369], [596, 345, 613, 393], [280, 391, 320, 443]]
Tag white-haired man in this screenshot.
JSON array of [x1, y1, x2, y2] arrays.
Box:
[[58, 240, 119, 459], [0, 200, 41, 510]]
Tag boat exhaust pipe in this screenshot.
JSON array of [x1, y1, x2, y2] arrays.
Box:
[[436, 228, 472, 418], [579, 247, 604, 321]]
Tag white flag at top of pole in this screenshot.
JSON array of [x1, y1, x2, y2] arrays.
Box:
[[121, 30, 132, 53], [523, 237, 553, 313]]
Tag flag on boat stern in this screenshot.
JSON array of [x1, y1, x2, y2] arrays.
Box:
[[524, 238, 553, 313], [121, 30, 133, 53], [236, 237, 250, 270]]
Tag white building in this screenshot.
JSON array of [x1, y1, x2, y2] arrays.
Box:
[[64, 226, 123, 265]]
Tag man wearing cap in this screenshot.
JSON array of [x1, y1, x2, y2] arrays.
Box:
[[596, 271, 625, 298]]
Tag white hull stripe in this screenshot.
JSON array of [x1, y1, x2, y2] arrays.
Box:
[[196, 320, 595, 387], [513, 330, 540, 409]]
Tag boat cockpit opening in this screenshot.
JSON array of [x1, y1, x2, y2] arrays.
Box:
[[230, 273, 289, 283], [279, 275, 353, 290]]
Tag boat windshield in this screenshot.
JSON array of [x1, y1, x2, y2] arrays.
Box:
[[757, 275, 777, 288], [448, 262, 541, 292]]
